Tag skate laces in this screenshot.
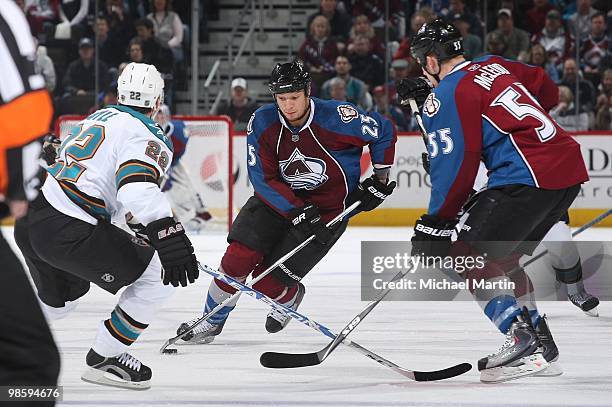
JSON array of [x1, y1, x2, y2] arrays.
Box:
[[267, 307, 290, 324], [488, 324, 518, 357], [117, 353, 142, 371], [568, 291, 592, 303], [267, 291, 299, 323]]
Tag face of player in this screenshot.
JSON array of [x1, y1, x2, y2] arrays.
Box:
[[421, 55, 441, 87], [276, 91, 310, 127]]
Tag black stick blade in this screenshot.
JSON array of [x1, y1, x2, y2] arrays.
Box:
[[260, 351, 322, 368], [413, 363, 472, 381]]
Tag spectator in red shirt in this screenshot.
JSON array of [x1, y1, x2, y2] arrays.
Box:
[[299, 15, 340, 92]]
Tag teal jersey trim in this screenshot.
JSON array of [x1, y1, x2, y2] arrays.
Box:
[[115, 161, 159, 188], [58, 181, 111, 222], [107, 104, 174, 152]]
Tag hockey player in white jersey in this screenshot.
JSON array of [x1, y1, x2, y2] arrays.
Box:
[[155, 104, 214, 232], [14, 63, 199, 390]]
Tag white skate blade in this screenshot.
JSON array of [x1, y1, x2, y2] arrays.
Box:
[[480, 353, 548, 383], [81, 367, 151, 390], [584, 307, 599, 317], [533, 360, 563, 377]]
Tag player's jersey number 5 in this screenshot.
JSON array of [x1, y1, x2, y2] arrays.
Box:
[[491, 84, 557, 142]]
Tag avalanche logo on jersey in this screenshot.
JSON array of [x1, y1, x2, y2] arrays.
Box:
[[424, 93, 441, 118], [279, 148, 329, 190], [337, 104, 359, 123]]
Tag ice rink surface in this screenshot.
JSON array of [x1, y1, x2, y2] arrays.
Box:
[[4, 226, 612, 407]]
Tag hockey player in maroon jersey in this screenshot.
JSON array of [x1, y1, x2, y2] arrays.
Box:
[[176, 60, 397, 343], [397, 19, 589, 383]]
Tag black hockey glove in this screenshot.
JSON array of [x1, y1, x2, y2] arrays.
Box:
[[146, 217, 199, 287], [289, 204, 332, 245], [411, 214, 457, 257], [41, 133, 61, 166], [348, 175, 397, 212], [396, 77, 432, 109], [422, 152, 430, 174]]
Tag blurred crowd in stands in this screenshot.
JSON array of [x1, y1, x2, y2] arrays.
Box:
[[16, 0, 203, 121], [298, 0, 611, 132], [15, 0, 611, 132]]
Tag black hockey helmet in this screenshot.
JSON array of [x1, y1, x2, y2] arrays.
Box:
[[268, 59, 311, 95], [411, 19, 464, 68]]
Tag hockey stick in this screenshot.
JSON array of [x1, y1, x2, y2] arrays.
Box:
[[407, 98, 430, 149], [522, 208, 612, 269], [199, 263, 472, 381], [259, 210, 611, 373], [159, 201, 360, 354]]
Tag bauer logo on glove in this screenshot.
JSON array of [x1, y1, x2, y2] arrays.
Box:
[[414, 223, 454, 237]]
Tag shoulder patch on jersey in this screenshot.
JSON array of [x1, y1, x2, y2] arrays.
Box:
[[337, 104, 359, 123], [468, 64, 481, 71], [423, 93, 441, 118]]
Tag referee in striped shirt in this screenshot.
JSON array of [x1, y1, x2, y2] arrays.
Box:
[[0, 0, 60, 403]]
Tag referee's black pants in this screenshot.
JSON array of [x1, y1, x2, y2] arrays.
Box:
[[0, 229, 59, 406]]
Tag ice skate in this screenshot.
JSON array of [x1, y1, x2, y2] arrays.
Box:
[[265, 283, 306, 333], [478, 314, 548, 383], [568, 291, 599, 317], [81, 349, 151, 390], [176, 317, 225, 344], [531, 315, 563, 377]]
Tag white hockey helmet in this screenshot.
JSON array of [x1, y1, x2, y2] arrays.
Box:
[[117, 62, 164, 109]]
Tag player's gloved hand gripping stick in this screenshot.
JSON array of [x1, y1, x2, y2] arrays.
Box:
[[397, 77, 433, 174], [159, 201, 361, 354]]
